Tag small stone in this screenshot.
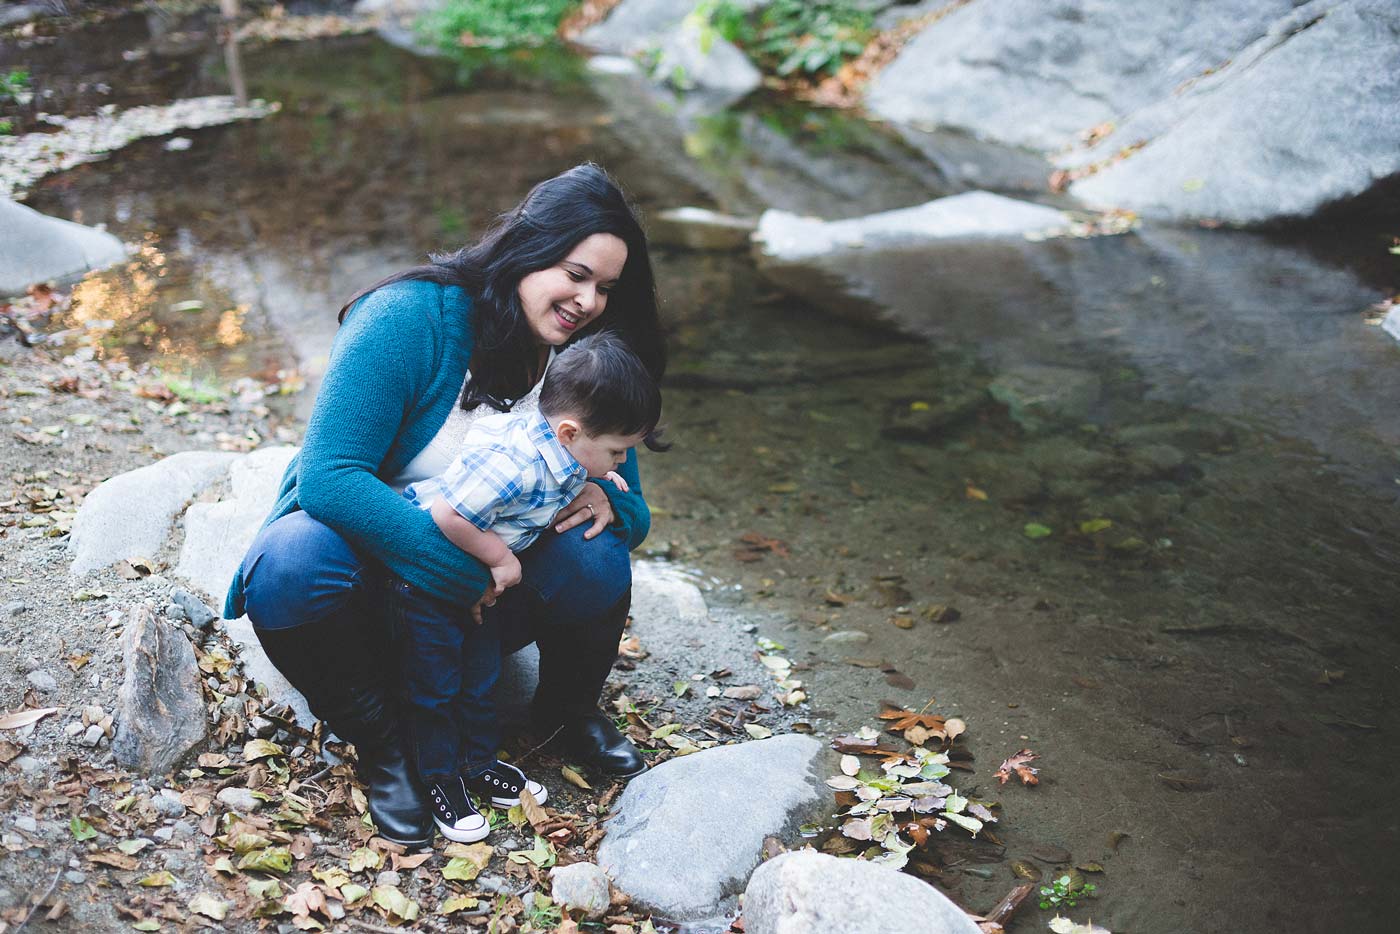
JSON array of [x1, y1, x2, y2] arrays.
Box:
[[476, 875, 512, 894], [216, 787, 262, 814], [172, 821, 195, 838], [25, 670, 58, 692], [14, 816, 38, 834], [152, 827, 174, 843], [549, 862, 611, 920], [821, 630, 871, 645], [17, 655, 40, 674], [3, 601, 27, 618], [219, 695, 246, 718], [206, 675, 219, 691], [164, 602, 188, 622], [81, 724, 105, 747], [171, 589, 217, 629], [249, 716, 277, 739], [63, 871, 86, 885], [290, 745, 306, 759], [375, 870, 401, 887], [151, 789, 185, 818], [15, 756, 41, 773], [64, 722, 85, 738]]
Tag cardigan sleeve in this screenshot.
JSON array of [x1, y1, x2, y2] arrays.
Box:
[[591, 446, 650, 550], [296, 286, 492, 604]]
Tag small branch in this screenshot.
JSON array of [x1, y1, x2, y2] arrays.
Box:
[[13, 861, 64, 934], [985, 882, 1036, 927]]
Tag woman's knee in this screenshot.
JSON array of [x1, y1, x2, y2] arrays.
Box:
[[243, 511, 366, 631], [522, 526, 631, 621]]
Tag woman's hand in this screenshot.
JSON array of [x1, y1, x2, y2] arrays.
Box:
[[554, 482, 614, 540]]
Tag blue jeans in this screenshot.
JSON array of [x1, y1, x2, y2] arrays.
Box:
[[241, 510, 632, 783]]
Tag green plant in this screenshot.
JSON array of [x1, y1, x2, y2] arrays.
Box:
[[704, 0, 872, 78], [0, 118, 12, 136], [0, 67, 30, 102], [1039, 874, 1098, 911], [417, 0, 576, 50]]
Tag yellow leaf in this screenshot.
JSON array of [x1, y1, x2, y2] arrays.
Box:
[[744, 724, 773, 740], [138, 871, 176, 887], [965, 485, 988, 501]]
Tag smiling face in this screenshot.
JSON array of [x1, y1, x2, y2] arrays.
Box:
[[517, 232, 629, 347]]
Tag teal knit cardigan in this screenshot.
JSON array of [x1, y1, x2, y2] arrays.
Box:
[[223, 279, 651, 618]]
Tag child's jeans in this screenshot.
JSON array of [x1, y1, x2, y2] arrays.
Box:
[[388, 580, 501, 784]]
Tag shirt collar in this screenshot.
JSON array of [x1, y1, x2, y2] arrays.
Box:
[[528, 411, 586, 485]]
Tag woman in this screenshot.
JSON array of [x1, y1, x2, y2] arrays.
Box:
[[223, 164, 665, 847]]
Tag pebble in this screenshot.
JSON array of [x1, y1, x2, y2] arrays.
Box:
[[63, 871, 86, 885], [164, 602, 188, 622], [64, 722, 85, 738], [15, 756, 41, 773], [152, 827, 175, 843], [216, 787, 262, 813], [476, 874, 512, 894], [151, 789, 186, 818], [14, 816, 37, 834], [219, 695, 246, 718], [375, 870, 401, 887], [291, 745, 306, 759], [172, 821, 195, 839], [171, 589, 217, 629], [25, 669, 56, 692], [81, 724, 105, 747], [821, 630, 872, 645], [250, 716, 277, 739], [2, 601, 27, 618]]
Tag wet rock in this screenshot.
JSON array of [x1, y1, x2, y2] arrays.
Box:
[[216, 787, 263, 814], [0, 199, 126, 296], [25, 670, 57, 693], [650, 207, 757, 251], [1125, 442, 1188, 479], [579, 0, 713, 55], [174, 445, 297, 601], [744, 850, 982, 934], [171, 588, 217, 629], [598, 734, 826, 921], [988, 365, 1102, 430], [756, 192, 1067, 263], [549, 862, 612, 920], [821, 630, 871, 645], [112, 606, 208, 776], [69, 451, 239, 577], [882, 386, 987, 441]]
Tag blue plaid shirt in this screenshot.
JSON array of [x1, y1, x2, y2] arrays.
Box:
[[403, 410, 588, 552]]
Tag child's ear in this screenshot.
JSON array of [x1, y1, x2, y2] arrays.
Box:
[[556, 418, 580, 443]]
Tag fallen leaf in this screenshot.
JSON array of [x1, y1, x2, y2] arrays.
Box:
[[348, 847, 382, 873], [944, 718, 967, 742], [1023, 523, 1053, 540], [722, 685, 762, 700], [116, 838, 153, 855], [520, 787, 549, 831], [188, 894, 230, 921], [391, 851, 431, 872], [744, 724, 773, 740], [884, 670, 917, 690], [439, 895, 479, 915], [285, 881, 327, 918], [1157, 771, 1213, 792], [70, 817, 98, 841], [87, 851, 139, 870], [242, 739, 285, 761], [370, 885, 420, 923], [238, 846, 292, 874], [138, 871, 176, 887], [996, 749, 1040, 786], [1030, 844, 1072, 864], [966, 485, 988, 501], [840, 755, 860, 777], [0, 706, 60, 730], [561, 765, 591, 790]]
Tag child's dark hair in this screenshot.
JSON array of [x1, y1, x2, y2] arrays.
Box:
[[541, 333, 669, 452]]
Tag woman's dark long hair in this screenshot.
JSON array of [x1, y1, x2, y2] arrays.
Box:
[[339, 163, 665, 429]]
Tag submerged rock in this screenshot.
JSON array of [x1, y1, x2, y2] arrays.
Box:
[[597, 734, 826, 921], [112, 606, 208, 776], [742, 850, 982, 934], [988, 365, 1102, 430], [0, 200, 126, 297], [69, 451, 239, 578]]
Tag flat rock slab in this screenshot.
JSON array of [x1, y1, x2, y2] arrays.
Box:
[[756, 192, 1067, 263], [743, 850, 982, 934], [112, 605, 208, 776], [175, 445, 297, 601], [1, 199, 127, 296], [69, 450, 240, 577], [597, 734, 827, 921]]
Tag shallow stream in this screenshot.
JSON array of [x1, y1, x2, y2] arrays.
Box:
[[8, 11, 1400, 932]]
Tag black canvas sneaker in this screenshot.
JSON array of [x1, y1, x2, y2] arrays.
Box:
[[428, 778, 489, 843], [462, 760, 548, 807]]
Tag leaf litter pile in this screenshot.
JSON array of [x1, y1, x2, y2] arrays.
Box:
[[817, 701, 1106, 934]]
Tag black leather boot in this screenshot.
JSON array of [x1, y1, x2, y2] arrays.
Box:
[[531, 590, 647, 779], [254, 619, 433, 847]]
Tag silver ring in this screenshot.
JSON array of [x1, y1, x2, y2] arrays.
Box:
[[585, 503, 596, 518]]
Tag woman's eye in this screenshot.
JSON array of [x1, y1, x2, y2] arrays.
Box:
[[567, 271, 584, 282]]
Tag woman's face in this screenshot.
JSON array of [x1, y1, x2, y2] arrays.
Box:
[[518, 233, 628, 347]]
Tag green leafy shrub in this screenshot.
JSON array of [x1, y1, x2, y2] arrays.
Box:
[[0, 68, 30, 102], [417, 0, 577, 50], [704, 0, 873, 77], [1039, 874, 1098, 911]]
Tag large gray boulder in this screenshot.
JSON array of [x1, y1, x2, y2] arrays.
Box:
[[578, 0, 704, 55], [867, 0, 1301, 152], [1070, 0, 1400, 223], [112, 605, 209, 776], [69, 451, 240, 577], [0, 199, 126, 297], [650, 17, 761, 105], [742, 850, 982, 934], [597, 734, 827, 921]]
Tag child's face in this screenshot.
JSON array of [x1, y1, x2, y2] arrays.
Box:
[[559, 424, 646, 478]]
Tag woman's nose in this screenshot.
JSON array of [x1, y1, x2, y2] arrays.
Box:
[[576, 282, 598, 312]]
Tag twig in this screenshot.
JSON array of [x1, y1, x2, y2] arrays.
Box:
[[511, 724, 564, 766], [984, 882, 1036, 928], [349, 920, 406, 934], [14, 861, 64, 934]]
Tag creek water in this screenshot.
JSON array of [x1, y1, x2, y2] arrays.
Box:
[[9, 11, 1400, 933]]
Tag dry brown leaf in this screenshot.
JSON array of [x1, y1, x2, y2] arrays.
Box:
[[0, 707, 60, 730], [995, 749, 1040, 786], [519, 787, 549, 832], [391, 851, 432, 872]]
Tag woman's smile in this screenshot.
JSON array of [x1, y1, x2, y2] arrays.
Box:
[[518, 232, 628, 346]]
